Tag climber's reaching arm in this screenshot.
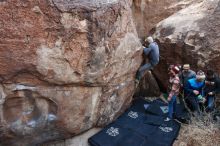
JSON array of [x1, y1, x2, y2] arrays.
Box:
[[143, 47, 151, 55]]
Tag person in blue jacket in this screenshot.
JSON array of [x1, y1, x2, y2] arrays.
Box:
[[135, 36, 159, 84], [185, 70, 206, 114]]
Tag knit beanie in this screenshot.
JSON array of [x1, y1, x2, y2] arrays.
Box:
[[196, 70, 206, 81], [171, 65, 180, 74]]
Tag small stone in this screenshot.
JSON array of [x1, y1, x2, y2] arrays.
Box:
[[32, 6, 42, 14]]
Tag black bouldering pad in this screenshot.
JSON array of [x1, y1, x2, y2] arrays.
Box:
[[88, 122, 146, 146], [88, 98, 181, 146], [144, 99, 190, 123]]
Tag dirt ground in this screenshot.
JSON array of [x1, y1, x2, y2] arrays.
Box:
[[174, 114, 220, 146]]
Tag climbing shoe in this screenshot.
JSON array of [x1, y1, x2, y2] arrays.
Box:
[[164, 117, 171, 122], [135, 79, 139, 88]]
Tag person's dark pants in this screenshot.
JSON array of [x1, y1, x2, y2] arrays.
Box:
[[206, 96, 215, 112], [188, 96, 200, 114], [183, 91, 194, 111], [136, 62, 157, 80], [185, 98, 193, 110], [168, 95, 177, 119], [179, 90, 186, 105]]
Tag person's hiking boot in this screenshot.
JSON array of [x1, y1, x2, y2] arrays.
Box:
[[192, 112, 202, 121], [173, 115, 187, 124], [164, 117, 171, 122]]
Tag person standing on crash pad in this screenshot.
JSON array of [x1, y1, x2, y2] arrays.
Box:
[[165, 65, 181, 121], [135, 36, 160, 85]]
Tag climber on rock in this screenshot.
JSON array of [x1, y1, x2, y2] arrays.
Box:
[[165, 65, 180, 121], [185, 70, 206, 115], [135, 36, 160, 85]]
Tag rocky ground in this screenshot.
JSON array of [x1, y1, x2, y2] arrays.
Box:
[[42, 128, 101, 146], [174, 116, 220, 146]]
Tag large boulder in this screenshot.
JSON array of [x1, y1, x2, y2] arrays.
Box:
[[0, 0, 142, 145], [131, 0, 196, 38], [153, 0, 220, 89]]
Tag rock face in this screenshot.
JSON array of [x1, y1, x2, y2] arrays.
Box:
[[0, 0, 142, 145], [131, 0, 197, 95], [153, 0, 220, 89], [131, 0, 196, 38], [134, 71, 160, 97]]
